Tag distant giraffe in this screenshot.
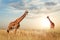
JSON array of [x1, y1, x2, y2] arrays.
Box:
[[47, 16, 55, 29], [7, 10, 28, 33]]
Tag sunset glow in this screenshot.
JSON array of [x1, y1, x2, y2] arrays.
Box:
[[40, 17, 50, 29]]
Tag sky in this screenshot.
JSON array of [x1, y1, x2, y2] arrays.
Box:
[[0, 0, 60, 32]]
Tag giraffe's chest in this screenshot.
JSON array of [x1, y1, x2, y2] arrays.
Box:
[[50, 22, 54, 25]]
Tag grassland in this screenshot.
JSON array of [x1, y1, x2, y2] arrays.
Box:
[[0, 29, 60, 40]]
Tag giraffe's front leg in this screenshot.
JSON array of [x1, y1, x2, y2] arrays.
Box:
[[7, 27, 10, 33], [14, 24, 20, 34]]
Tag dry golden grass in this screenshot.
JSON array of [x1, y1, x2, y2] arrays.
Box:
[[0, 29, 60, 40]]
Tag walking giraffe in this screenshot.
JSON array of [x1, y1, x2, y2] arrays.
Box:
[[7, 10, 28, 33], [47, 16, 55, 29]]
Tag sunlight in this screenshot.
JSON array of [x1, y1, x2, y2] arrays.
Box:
[[40, 17, 50, 29]]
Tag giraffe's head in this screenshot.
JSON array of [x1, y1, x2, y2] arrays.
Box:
[[47, 16, 49, 19], [25, 10, 28, 13]]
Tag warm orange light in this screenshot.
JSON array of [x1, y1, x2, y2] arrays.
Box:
[[40, 17, 50, 29]]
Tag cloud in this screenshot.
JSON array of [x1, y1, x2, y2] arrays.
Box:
[[1, 0, 60, 19], [0, 6, 25, 14], [8, 0, 60, 10], [1, 0, 60, 10], [8, 0, 60, 17], [9, 0, 44, 10], [45, 2, 57, 6]]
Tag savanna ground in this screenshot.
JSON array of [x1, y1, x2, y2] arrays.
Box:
[[0, 29, 60, 40]]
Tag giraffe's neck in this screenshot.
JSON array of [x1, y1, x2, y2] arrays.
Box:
[[47, 17, 55, 28], [15, 12, 28, 23], [48, 18, 53, 23]]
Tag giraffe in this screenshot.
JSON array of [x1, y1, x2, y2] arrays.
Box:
[[47, 16, 55, 29], [7, 10, 28, 33]]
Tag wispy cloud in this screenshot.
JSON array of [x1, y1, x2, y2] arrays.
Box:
[[8, 0, 60, 11], [1, 0, 60, 18]]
